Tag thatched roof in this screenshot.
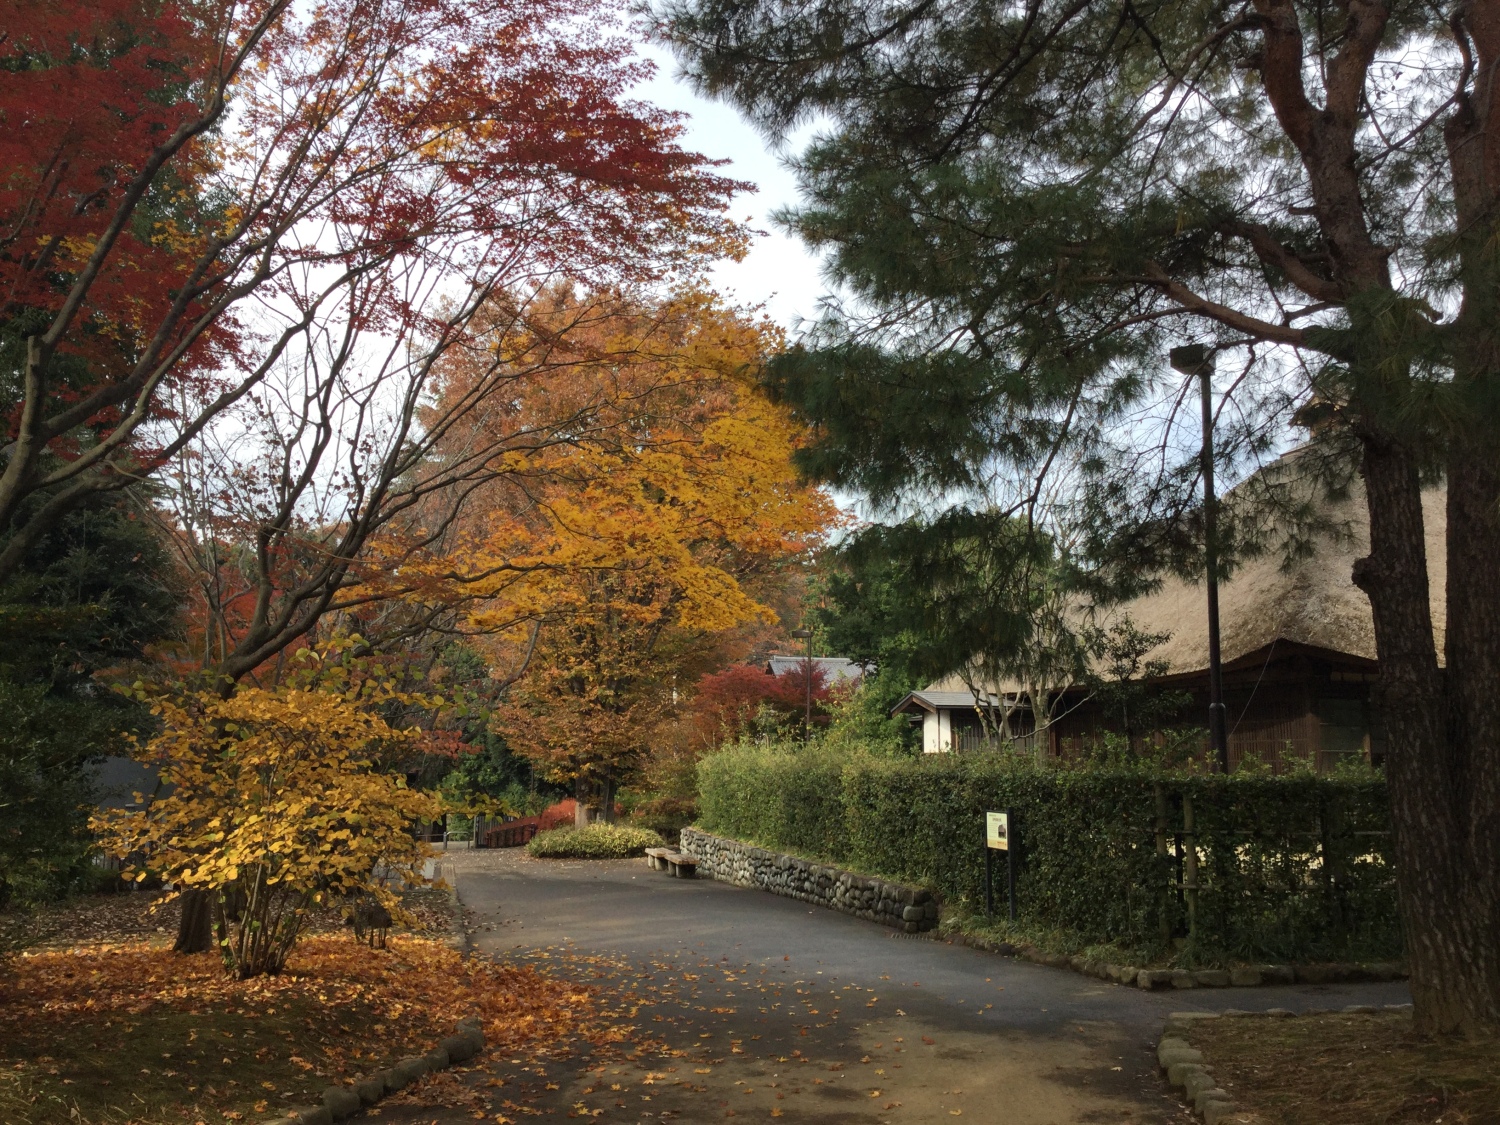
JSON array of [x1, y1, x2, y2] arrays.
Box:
[[924, 456, 1447, 696], [1111, 479, 1446, 675]]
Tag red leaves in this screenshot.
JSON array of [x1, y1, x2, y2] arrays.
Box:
[[689, 662, 836, 744], [0, 0, 218, 343]]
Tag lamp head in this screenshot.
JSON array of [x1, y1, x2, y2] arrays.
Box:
[[1169, 344, 1215, 376]]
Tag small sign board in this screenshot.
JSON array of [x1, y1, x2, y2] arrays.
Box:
[[985, 810, 1009, 851]]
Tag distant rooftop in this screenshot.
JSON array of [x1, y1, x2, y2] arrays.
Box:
[[764, 655, 866, 684]]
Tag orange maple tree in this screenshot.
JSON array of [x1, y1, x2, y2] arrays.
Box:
[[393, 288, 840, 816]]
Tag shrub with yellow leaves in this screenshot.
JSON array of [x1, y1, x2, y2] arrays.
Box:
[[92, 641, 443, 979]]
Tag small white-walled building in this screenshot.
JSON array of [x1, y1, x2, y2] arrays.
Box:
[[891, 689, 1011, 753]]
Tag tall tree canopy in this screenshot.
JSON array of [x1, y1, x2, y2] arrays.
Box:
[[2, 0, 744, 684], [413, 288, 837, 816], [660, 0, 1500, 1033]]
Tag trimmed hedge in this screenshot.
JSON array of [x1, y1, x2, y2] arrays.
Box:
[[698, 745, 1400, 965], [525, 823, 665, 859]]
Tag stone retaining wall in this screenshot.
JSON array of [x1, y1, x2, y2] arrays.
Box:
[[680, 827, 938, 933]]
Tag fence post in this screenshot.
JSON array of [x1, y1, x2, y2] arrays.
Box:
[[1154, 782, 1172, 945], [1182, 793, 1198, 944], [1320, 793, 1346, 938]]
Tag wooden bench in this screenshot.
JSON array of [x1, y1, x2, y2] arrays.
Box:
[[644, 847, 672, 872]]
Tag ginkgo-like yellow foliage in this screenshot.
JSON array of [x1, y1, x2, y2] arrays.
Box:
[[93, 642, 442, 979], [383, 287, 841, 804]]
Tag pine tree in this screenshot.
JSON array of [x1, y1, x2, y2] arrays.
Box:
[[660, 0, 1500, 1034]]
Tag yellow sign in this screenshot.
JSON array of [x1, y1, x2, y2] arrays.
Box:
[[986, 811, 1009, 851]]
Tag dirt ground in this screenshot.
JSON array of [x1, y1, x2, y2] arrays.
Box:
[[1186, 1010, 1500, 1125]]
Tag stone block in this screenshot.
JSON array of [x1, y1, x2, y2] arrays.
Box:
[[1167, 1059, 1209, 1086], [441, 1034, 478, 1063], [353, 1076, 385, 1105], [1228, 967, 1262, 987], [286, 1107, 333, 1125], [1263, 1007, 1295, 1017], [1260, 965, 1295, 985], [1181, 1068, 1218, 1100], [1137, 969, 1173, 990], [1195, 970, 1231, 987], [1155, 1036, 1191, 1060], [1203, 1098, 1241, 1124], [924, 900, 939, 920], [1342, 1004, 1378, 1014], [382, 1067, 409, 1094], [1194, 1087, 1232, 1113], [424, 1046, 451, 1071], [323, 1086, 363, 1121], [1294, 964, 1339, 984], [394, 1056, 431, 1084], [1157, 1049, 1203, 1074], [1170, 971, 1199, 989]]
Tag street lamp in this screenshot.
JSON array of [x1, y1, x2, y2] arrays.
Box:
[[1169, 344, 1230, 775], [790, 627, 814, 742]]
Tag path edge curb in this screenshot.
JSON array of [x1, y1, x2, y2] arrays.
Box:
[[257, 1015, 486, 1125], [945, 929, 1407, 990], [1155, 1003, 1414, 1124]]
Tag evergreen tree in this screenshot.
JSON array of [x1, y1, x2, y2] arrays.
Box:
[[661, 0, 1500, 1033], [0, 494, 181, 904]]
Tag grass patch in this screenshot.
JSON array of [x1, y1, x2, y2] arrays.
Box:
[[526, 824, 665, 859], [1186, 1011, 1500, 1125]]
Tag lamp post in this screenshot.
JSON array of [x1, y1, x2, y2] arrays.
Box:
[[790, 627, 814, 741], [1169, 344, 1230, 774]]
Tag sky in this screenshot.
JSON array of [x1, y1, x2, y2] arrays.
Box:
[[635, 45, 830, 332]]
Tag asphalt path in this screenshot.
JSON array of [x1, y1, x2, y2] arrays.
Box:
[[382, 848, 1410, 1125]]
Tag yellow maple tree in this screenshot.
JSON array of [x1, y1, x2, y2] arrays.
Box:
[[93, 641, 443, 978], [401, 287, 839, 813]]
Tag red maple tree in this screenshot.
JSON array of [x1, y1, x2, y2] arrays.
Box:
[[2, 0, 746, 679]]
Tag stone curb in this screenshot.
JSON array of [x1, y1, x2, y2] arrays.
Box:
[[945, 930, 1406, 990], [257, 1016, 485, 1125], [436, 860, 470, 957], [679, 828, 939, 933], [1156, 1003, 1414, 1123]]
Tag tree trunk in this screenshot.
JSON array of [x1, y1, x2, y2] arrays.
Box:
[[173, 889, 214, 954], [1353, 435, 1500, 1035]]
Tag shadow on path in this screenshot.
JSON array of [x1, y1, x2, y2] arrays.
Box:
[[377, 848, 1409, 1125]]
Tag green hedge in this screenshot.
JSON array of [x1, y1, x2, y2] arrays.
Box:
[[526, 823, 665, 859], [698, 745, 1400, 965]]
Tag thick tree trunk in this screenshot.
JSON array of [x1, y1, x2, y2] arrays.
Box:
[[1437, 442, 1500, 1031], [1354, 436, 1500, 1035], [173, 889, 214, 954]]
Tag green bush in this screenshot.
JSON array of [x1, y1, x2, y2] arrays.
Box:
[[526, 823, 665, 859], [696, 741, 853, 861], [697, 743, 1400, 966]]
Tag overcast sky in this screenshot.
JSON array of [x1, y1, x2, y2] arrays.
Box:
[[636, 45, 830, 332]]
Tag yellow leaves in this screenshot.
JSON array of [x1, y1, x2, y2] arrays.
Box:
[[92, 646, 443, 924]]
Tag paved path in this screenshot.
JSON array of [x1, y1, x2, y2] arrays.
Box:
[[384, 849, 1409, 1125]]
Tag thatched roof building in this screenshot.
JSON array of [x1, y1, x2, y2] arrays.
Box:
[[894, 458, 1447, 770]]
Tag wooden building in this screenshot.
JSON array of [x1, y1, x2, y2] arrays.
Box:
[[893, 473, 1447, 773]]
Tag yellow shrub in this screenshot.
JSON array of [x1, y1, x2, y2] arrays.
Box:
[[93, 644, 443, 978]]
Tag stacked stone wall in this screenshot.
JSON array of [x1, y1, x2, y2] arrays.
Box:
[[679, 827, 938, 933]]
